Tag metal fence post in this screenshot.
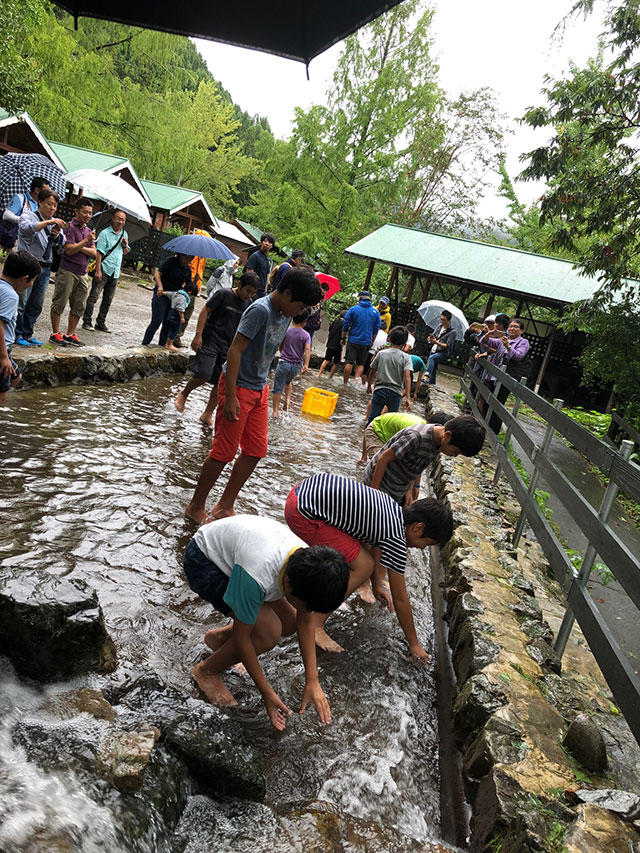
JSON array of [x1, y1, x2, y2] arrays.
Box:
[[511, 398, 564, 547], [494, 376, 528, 485], [554, 439, 635, 659]]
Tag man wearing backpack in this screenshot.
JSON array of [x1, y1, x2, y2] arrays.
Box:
[[1, 177, 51, 251], [270, 249, 305, 290]]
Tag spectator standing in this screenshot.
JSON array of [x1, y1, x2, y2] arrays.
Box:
[[341, 290, 381, 384], [270, 249, 304, 291], [141, 253, 193, 346], [488, 317, 530, 434], [15, 189, 66, 347], [377, 296, 391, 332], [49, 198, 96, 346], [82, 210, 129, 333], [206, 257, 239, 297], [425, 311, 456, 384], [0, 251, 41, 402], [1, 177, 51, 250], [245, 232, 275, 299]]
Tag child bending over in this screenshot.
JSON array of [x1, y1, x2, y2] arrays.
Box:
[[164, 281, 198, 351]]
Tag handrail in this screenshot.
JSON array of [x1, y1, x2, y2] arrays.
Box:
[[460, 356, 640, 747]]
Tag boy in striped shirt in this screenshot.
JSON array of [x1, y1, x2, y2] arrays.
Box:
[[284, 472, 453, 660]]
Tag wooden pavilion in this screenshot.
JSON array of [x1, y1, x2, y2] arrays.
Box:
[[345, 224, 606, 403]]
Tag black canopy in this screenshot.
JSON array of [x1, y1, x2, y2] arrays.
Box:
[[54, 0, 405, 65]]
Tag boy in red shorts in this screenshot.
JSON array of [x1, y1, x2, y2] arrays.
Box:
[[285, 472, 453, 658], [185, 268, 323, 524]]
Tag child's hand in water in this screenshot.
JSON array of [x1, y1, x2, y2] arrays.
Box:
[[263, 691, 292, 731], [301, 680, 331, 724], [409, 643, 430, 665]]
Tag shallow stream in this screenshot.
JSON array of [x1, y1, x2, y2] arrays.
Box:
[[0, 374, 449, 851]]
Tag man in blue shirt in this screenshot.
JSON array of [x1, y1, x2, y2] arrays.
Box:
[[245, 232, 274, 299], [341, 290, 381, 384], [82, 210, 129, 333], [1, 177, 51, 250]]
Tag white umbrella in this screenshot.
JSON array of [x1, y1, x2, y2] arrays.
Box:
[[66, 169, 151, 224], [417, 299, 469, 341]]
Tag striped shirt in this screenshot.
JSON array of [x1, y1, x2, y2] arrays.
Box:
[[296, 473, 407, 574], [363, 424, 437, 503]]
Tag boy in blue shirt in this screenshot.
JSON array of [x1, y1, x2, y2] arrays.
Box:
[[185, 268, 323, 525], [0, 252, 41, 402]]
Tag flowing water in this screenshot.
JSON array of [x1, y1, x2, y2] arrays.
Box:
[[0, 374, 449, 851]]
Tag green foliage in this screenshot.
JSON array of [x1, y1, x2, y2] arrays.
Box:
[[566, 548, 615, 586], [0, 0, 46, 114], [562, 407, 610, 437], [548, 820, 567, 853]]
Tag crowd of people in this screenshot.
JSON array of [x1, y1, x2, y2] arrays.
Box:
[[1, 194, 534, 734]]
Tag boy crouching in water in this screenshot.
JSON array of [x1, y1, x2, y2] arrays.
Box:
[[184, 514, 349, 730]]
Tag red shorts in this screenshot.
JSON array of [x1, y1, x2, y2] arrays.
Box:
[[284, 486, 360, 563], [209, 374, 269, 463]]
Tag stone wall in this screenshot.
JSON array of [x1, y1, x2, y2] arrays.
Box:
[[427, 383, 640, 853]]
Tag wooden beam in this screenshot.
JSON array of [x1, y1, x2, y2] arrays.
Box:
[[405, 273, 418, 303], [386, 265, 398, 298], [364, 260, 375, 289], [484, 293, 494, 318], [534, 326, 557, 394]]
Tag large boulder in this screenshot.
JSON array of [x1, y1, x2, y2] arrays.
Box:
[[108, 673, 266, 802], [0, 570, 117, 680]]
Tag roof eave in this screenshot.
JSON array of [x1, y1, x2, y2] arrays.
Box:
[[0, 112, 66, 170]]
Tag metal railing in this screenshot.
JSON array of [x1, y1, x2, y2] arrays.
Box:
[[460, 356, 640, 746]]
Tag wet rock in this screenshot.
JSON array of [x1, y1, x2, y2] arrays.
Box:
[[110, 673, 265, 802], [80, 354, 101, 379], [453, 674, 507, 744], [52, 353, 82, 383], [96, 725, 161, 793], [598, 714, 640, 793], [451, 619, 501, 683], [525, 637, 562, 674], [511, 595, 542, 621], [563, 714, 608, 772], [449, 591, 484, 635], [171, 795, 277, 853], [520, 618, 554, 644], [572, 789, 640, 821], [565, 803, 640, 853], [97, 359, 122, 382], [13, 715, 107, 776], [509, 573, 535, 596], [41, 687, 116, 722], [463, 716, 528, 781], [537, 673, 589, 721], [0, 569, 117, 680]]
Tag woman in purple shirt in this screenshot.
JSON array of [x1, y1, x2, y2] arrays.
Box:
[[271, 310, 311, 417]]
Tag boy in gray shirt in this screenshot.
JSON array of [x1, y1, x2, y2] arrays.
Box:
[[366, 325, 413, 424]]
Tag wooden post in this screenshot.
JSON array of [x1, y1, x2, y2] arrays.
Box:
[[534, 326, 557, 394], [421, 276, 432, 303], [484, 293, 494, 318], [386, 265, 398, 298], [405, 273, 417, 304], [364, 260, 375, 289], [605, 389, 615, 414]]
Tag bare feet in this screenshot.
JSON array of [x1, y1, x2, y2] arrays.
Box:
[[315, 627, 344, 653], [356, 580, 377, 604], [192, 663, 237, 706], [210, 503, 235, 520], [166, 344, 179, 351], [199, 412, 213, 427], [185, 502, 211, 525], [272, 410, 279, 418], [174, 390, 186, 412], [204, 624, 233, 651]]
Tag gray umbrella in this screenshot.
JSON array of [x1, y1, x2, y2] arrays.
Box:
[[0, 153, 67, 207]]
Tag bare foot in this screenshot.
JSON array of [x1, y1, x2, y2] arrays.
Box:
[[204, 624, 233, 651], [315, 627, 344, 653], [185, 502, 211, 525], [272, 410, 279, 418], [199, 412, 213, 427], [210, 503, 235, 520], [192, 663, 237, 706], [166, 344, 179, 351], [174, 391, 186, 412], [231, 662, 247, 675], [356, 580, 377, 604]]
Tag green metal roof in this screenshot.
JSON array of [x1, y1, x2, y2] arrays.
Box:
[[235, 219, 263, 243], [345, 223, 602, 306], [48, 141, 128, 173]]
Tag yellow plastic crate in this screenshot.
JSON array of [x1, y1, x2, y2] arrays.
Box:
[[301, 387, 339, 418]]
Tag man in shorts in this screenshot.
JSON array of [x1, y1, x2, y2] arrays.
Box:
[[174, 271, 258, 425], [341, 290, 381, 384]]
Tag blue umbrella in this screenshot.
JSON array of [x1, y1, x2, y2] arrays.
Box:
[[162, 233, 234, 260]]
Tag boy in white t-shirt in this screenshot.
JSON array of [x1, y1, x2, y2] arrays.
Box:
[[183, 515, 349, 730]]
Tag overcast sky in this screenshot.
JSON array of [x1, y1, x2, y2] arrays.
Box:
[[194, 0, 605, 220]]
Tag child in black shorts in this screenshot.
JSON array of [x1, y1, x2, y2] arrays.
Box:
[[317, 309, 346, 379], [174, 271, 258, 425]]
